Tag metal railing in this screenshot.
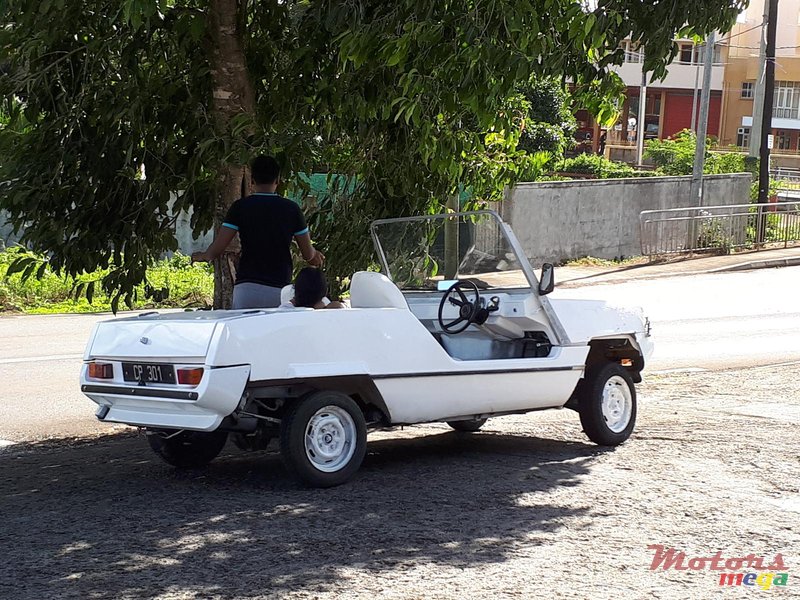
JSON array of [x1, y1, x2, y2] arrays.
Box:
[[640, 201, 800, 257], [772, 167, 800, 183]]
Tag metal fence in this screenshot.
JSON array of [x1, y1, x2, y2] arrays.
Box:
[[640, 201, 800, 257], [772, 167, 800, 185]]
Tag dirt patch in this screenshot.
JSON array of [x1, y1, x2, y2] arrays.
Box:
[[0, 366, 797, 599]]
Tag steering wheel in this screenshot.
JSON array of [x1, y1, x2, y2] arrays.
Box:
[[438, 280, 481, 334]]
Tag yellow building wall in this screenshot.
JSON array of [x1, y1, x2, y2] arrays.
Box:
[[721, 0, 800, 148]]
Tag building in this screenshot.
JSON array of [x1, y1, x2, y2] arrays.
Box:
[[580, 39, 726, 162], [719, 0, 800, 168]]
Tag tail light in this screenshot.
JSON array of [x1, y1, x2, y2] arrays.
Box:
[[88, 362, 114, 379], [177, 367, 204, 386]]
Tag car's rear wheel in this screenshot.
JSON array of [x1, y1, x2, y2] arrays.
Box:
[[576, 362, 636, 446], [280, 391, 367, 488], [446, 418, 487, 432], [146, 429, 229, 468]]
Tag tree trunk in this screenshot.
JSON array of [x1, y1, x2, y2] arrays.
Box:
[[208, 0, 256, 308]]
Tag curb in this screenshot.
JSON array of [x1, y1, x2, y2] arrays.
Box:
[[712, 256, 800, 273], [557, 254, 800, 288]]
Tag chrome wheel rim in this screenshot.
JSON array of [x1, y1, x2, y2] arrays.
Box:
[[601, 376, 633, 433], [304, 406, 357, 473]]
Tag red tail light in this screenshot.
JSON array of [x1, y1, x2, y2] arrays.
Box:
[[177, 367, 204, 386], [88, 362, 114, 379]]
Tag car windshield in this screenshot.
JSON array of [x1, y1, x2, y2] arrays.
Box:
[[370, 211, 533, 292]]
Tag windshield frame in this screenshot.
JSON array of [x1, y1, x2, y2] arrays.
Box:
[[369, 210, 540, 293]]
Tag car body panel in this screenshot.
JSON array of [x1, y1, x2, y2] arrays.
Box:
[[81, 364, 251, 431]]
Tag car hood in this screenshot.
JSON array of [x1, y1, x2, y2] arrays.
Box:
[[549, 298, 651, 346]]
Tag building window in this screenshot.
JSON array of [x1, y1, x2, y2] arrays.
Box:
[[736, 127, 750, 148], [678, 42, 721, 65], [620, 40, 643, 63], [741, 82, 754, 99], [777, 130, 791, 150], [679, 43, 694, 64], [773, 81, 800, 119]]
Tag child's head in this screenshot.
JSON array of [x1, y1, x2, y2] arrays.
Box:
[[294, 267, 328, 308]]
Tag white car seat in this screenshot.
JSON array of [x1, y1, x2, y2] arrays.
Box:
[[349, 271, 408, 309]]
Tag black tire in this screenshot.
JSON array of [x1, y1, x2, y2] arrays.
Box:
[[280, 391, 367, 488], [446, 418, 487, 432], [576, 362, 637, 446], [146, 429, 229, 468]]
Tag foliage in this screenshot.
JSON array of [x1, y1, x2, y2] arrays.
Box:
[[746, 212, 800, 245], [517, 78, 577, 155], [562, 255, 647, 267], [559, 154, 655, 179], [1, 0, 747, 306], [0, 0, 221, 311], [749, 177, 782, 201], [0, 248, 213, 313], [645, 130, 748, 176], [695, 211, 733, 253]]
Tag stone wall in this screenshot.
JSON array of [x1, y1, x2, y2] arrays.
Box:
[[497, 173, 752, 264]]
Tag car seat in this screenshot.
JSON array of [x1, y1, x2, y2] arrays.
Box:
[[349, 271, 408, 309]]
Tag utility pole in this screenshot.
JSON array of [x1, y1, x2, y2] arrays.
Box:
[[757, 0, 779, 243], [749, 0, 770, 161], [690, 32, 716, 208], [691, 61, 700, 133], [636, 66, 647, 166]]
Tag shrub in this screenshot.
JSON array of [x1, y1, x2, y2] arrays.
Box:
[[645, 129, 749, 176], [0, 248, 213, 313], [559, 154, 654, 179]]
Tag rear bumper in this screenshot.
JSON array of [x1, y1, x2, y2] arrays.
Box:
[[80, 364, 251, 431]]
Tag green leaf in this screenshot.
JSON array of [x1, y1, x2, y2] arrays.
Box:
[[5, 258, 33, 278]]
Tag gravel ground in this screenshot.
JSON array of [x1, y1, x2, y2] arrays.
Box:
[[1, 366, 797, 599]]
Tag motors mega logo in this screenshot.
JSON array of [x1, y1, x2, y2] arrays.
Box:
[[648, 545, 789, 590]]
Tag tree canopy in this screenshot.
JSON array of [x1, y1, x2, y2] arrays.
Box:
[[0, 0, 747, 307]]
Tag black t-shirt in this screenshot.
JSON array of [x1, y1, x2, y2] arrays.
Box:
[[223, 193, 308, 288]]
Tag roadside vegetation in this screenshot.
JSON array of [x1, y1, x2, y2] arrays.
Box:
[[0, 249, 212, 314], [644, 129, 747, 176], [562, 255, 648, 267], [555, 153, 655, 179]]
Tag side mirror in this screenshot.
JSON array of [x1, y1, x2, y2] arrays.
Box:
[[538, 263, 555, 295]]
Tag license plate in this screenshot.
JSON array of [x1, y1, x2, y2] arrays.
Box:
[[122, 362, 176, 384]]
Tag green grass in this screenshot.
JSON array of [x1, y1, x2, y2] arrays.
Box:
[[0, 249, 214, 314], [562, 255, 647, 268]]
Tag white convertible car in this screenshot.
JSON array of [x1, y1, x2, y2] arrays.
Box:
[[80, 211, 653, 487]]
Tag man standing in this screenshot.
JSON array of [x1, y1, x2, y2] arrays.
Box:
[[192, 155, 324, 309]]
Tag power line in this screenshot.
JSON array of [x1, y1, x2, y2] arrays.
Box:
[[728, 44, 800, 50], [723, 22, 764, 41]]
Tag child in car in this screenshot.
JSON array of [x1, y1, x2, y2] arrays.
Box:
[[285, 267, 345, 309]]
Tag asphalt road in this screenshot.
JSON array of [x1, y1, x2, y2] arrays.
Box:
[[552, 265, 800, 372], [1, 266, 798, 443]]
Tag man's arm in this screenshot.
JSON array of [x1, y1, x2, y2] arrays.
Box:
[[191, 226, 237, 263], [294, 232, 325, 267]]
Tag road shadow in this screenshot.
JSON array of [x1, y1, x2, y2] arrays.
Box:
[[0, 428, 610, 599]]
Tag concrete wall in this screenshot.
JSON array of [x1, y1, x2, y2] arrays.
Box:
[[498, 173, 752, 264]]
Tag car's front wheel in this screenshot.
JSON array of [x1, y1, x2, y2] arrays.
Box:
[[446, 418, 487, 432], [576, 363, 637, 446], [146, 429, 229, 468], [280, 391, 367, 488]]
